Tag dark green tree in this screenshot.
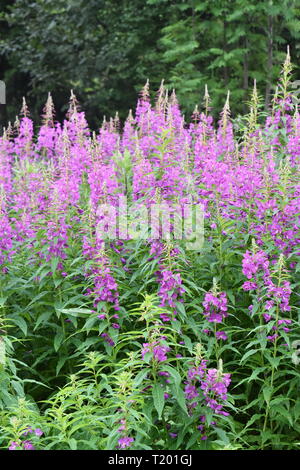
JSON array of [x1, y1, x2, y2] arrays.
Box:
[[1, 0, 300, 126]]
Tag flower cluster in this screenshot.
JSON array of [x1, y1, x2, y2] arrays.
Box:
[[184, 360, 208, 409], [157, 269, 185, 310], [242, 249, 270, 283], [242, 247, 293, 343], [201, 368, 231, 416], [141, 337, 170, 363], [83, 237, 120, 312], [184, 360, 231, 439], [8, 427, 43, 450], [202, 290, 228, 342], [202, 291, 228, 324], [116, 417, 135, 449], [9, 440, 35, 450]]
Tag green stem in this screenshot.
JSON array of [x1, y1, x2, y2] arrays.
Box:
[[214, 322, 219, 362], [262, 258, 283, 447]]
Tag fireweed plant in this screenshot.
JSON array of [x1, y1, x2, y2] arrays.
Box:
[[0, 51, 299, 450]]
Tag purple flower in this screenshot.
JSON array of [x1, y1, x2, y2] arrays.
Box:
[[160, 313, 172, 322], [23, 440, 35, 450], [265, 300, 274, 310], [278, 319, 292, 326], [216, 331, 228, 341], [101, 333, 115, 347], [141, 340, 170, 362], [22, 426, 33, 436], [83, 237, 120, 311], [263, 313, 272, 322], [153, 343, 170, 362], [200, 368, 231, 416], [267, 280, 291, 312], [118, 437, 134, 449], [242, 250, 269, 280], [202, 291, 228, 323], [158, 371, 170, 377], [242, 281, 258, 291], [203, 328, 211, 335], [267, 334, 278, 342], [8, 441, 19, 450], [157, 268, 185, 311], [184, 383, 199, 400]]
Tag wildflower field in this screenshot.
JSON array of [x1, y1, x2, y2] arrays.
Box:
[[0, 53, 299, 451]]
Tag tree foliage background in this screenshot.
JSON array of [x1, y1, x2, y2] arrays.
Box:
[[1, 0, 300, 127]]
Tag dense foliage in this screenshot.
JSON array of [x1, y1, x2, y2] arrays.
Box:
[[1, 0, 300, 127], [0, 53, 299, 450]]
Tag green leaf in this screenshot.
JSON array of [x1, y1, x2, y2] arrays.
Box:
[[58, 308, 93, 316], [240, 349, 258, 364], [83, 316, 97, 332], [56, 356, 68, 376], [0, 338, 5, 366], [54, 330, 64, 352], [34, 311, 52, 331], [51, 257, 60, 274], [215, 427, 230, 445], [68, 438, 77, 450], [274, 406, 293, 427], [134, 369, 149, 386], [243, 414, 263, 433], [0, 297, 7, 307], [11, 380, 24, 397], [9, 316, 28, 336], [174, 386, 188, 415], [265, 354, 281, 369], [160, 365, 181, 388], [263, 386, 273, 405], [152, 383, 165, 419]]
